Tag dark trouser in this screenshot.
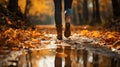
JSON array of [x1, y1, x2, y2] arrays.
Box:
[[54, 0, 73, 25]]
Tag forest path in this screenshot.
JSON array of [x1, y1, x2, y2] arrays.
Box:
[[0, 25, 120, 67]]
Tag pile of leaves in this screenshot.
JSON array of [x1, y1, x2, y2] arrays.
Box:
[[0, 28, 50, 50], [72, 26, 120, 50]]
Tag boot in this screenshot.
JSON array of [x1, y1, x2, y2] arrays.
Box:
[[64, 15, 71, 38], [64, 23, 71, 38], [56, 25, 63, 40]]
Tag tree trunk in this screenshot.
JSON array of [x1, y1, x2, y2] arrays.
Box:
[[7, 0, 19, 13], [24, 0, 32, 16], [83, 0, 89, 24], [73, 6, 80, 25], [107, 0, 120, 32], [90, 0, 96, 25], [111, 0, 120, 19], [95, 0, 101, 23], [118, 0, 120, 10], [77, 0, 83, 25], [91, 0, 101, 25], [7, 0, 23, 20], [72, 0, 80, 25]]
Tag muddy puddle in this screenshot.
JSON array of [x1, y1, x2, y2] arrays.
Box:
[[0, 45, 120, 67]]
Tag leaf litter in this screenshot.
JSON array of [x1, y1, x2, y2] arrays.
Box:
[[0, 25, 120, 54]]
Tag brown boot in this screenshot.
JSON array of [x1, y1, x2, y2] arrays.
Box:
[[56, 25, 63, 40], [64, 23, 71, 38], [64, 15, 71, 38]]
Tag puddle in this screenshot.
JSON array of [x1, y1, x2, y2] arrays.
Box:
[[0, 45, 120, 67]]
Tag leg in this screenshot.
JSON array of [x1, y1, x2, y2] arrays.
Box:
[[54, 0, 63, 40], [64, 0, 73, 15], [64, 0, 73, 38], [54, 0, 62, 25]]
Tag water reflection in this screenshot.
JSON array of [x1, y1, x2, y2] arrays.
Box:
[[1, 45, 120, 67], [28, 49, 56, 67], [19, 46, 120, 67]]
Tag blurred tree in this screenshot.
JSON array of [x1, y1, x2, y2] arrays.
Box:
[[100, 0, 111, 22], [105, 0, 120, 32], [72, 0, 80, 25], [83, 50, 88, 67], [77, 0, 82, 25], [111, 0, 120, 20], [93, 53, 99, 67], [91, 0, 101, 25], [83, 0, 89, 24], [24, 0, 32, 16], [7, 0, 24, 20], [7, 0, 19, 14]]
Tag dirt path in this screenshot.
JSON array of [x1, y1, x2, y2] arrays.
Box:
[[0, 24, 120, 67]]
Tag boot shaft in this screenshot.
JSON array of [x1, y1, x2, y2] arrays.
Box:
[[56, 24, 63, 40], [56, 25, 62, 31]]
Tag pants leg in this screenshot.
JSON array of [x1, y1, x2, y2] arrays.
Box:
[[64, 0, 73, 10], [54, 0, 62, 25], [64, 0, 73, 15]]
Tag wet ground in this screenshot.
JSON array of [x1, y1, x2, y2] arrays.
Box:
[[0, 42, 120, 67], [0, 25, 120, 67]]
